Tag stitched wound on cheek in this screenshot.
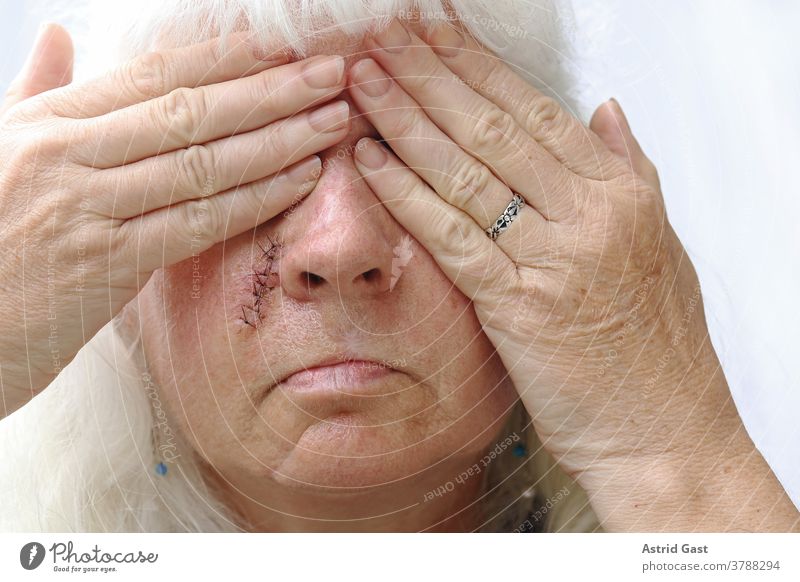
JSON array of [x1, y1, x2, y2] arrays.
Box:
[[238, 236, 283, 329]]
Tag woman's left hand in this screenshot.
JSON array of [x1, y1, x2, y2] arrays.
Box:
[[348, 18, 799, 531]]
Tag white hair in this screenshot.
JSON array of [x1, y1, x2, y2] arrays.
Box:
[[0, 0, 600, 532]]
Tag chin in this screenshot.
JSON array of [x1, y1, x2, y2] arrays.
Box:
[[267, 392, 517, 490]]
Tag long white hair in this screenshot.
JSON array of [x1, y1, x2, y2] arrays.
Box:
[[0, 0, 600, 532]]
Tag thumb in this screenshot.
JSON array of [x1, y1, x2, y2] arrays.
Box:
[[590, 98, 660, 190], [3, 22, 74, 113]]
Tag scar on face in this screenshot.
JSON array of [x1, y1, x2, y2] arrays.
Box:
[[238, 236, 282, 329]]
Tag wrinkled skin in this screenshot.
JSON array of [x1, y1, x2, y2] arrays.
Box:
[[1, 17, 797, 532]]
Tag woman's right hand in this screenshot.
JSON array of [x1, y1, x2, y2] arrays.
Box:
[[0, 24, 350, 417]]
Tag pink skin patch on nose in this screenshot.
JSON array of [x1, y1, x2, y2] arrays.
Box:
[[238, 237, 283, 329]]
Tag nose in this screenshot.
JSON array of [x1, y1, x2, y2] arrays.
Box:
[[279, 140, 399, 302]]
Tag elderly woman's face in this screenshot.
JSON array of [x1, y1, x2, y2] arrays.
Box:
[[138, 29, 516, 494]]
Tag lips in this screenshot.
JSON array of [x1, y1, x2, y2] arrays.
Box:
[[275, 357, 399, 393]]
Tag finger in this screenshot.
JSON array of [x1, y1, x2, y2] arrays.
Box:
[[89, 100, 349, 219], [352, 136, 517, 301], [348, 57, 548, 246], [590, 98, 661, 190], [119, 156, 321, 274], [76, 55, 345, 168], [2, 23, 73, 115], [365, 20, 575, 221], [422, 22, 623, 181], [27, 31, 290, 119]]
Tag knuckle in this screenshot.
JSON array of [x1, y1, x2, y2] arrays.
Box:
[[471, 62, 499, 92], [127, 51, 168, 99], [178, 197, 223, 244], [264, 122, 292, 156], [449, 159, 491, 211], [524, 96, 562, 139], [412, 62, 444, 93], [471, 108, 515, 151], [229, 185, 257, 213], [178, 144, 218, 196], [433, 213, 464, 246], [390, 106, 423, 139], [257, 70, 280, 103], [430, 212, 490, 283], [243, 69, 278, 119], [162, 87, 204, 144], [430, 208, 465, 250]]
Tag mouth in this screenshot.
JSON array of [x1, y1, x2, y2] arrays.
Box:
[[273, 356, 401, 394]]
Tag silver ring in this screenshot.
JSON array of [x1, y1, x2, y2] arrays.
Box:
[[485, 193, 525, 241]]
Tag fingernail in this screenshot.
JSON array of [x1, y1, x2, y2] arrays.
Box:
[[428, 24, 464, 58], [355, 138, 387, 169], [286, 155, 322, 183], [374, 19, 410, 53], [302, 55, 345, 89], [308, 100, 350, 133], [352, 59, 392, 98]]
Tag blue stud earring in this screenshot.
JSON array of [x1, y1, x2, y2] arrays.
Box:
[[155, 462, 168, 476], [512, 444, 527, 457]]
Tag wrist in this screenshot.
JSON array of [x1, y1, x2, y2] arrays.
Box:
[[577, 423, 800, 532]]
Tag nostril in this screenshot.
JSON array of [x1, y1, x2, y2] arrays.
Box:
[[361, 268, 381, 283], [295, 267, 384, 293], [302, 271, 325, 288]]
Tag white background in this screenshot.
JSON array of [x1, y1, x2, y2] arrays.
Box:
[[0, 0, 798, 508], [568, 0, 800, 507]]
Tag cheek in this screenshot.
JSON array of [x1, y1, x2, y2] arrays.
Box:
[[137, 248, 261, 456], [154, 245, 226, 336], [150, 236, 276, 365]]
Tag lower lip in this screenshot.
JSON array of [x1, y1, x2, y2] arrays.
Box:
[[279, 361, 397, 393]]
